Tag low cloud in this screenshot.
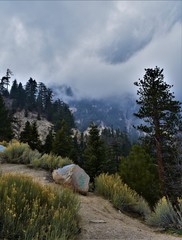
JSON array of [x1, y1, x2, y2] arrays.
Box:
[[0, 1, 181, 99]]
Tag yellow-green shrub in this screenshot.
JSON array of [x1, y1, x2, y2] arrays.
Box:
[[2, 142, 31, 164], [31, 153, 73, 171], [0, 173, 80, 240], [95, 173, 151, 219], [146, 197, 182, 230], [0, 140, 9, 147]]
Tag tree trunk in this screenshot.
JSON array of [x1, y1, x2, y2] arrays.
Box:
[[155, 137, 165, 195]]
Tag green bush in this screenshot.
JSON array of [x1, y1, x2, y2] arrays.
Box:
[[95, 173, 151, 219], [119, 145, 161, 206], [2, 142, 31, 164], [1, 141, 72, 172], [31, 153, 73, 171], [146, 197, 182, 230], [0, 173, 80, 240]]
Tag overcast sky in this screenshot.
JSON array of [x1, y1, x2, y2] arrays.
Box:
[[0, 1, 181, 99]]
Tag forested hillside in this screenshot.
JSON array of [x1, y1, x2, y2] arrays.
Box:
[[0, 69, 132, 172]]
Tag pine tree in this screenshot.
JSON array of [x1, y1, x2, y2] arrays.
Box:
[[30, 121, 41, 150], [0, 94, 14, 141], [43, 128, 54, 154], [83, 123, 107, 182], [20, 121, 41, 151], [20, 121, 32, 144], [17, 82, 26, 109], [10, 79, 19, 109], [119, 145, 161, 206], [37, 82, 48, 113], [52, 120, 74, 158], [134, 66, 182, 201], [25, 78, 38, 110], [0, 69, 13, 94], [10, 79, 18, 99]]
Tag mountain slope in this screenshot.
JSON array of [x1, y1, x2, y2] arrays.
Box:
[[69, 95, 140, 140]]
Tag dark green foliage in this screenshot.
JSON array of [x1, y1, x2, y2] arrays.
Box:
[[0, 69, 12, 95], [75, 132, 86, 168], [52, 120, 74, 159], [51, 99, 75, 132], [25, 78, 38, 111], [101, 127, 131, 171], [43, 128, 54, 154], [119, 145, 161, 206], [20, 121, 32, 143], [17, 83, 26, 109], [10, 79, 18, 99], [30, 121, 41, 150], [83, 123, 107, 182], [20, 121, 41, 151], [7, 76, 74, 134], [10, 80, 25, 110], [134, 66, 182, 201], [0, 94, 14, 141]]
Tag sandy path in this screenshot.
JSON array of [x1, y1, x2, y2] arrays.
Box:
[[0, 164, 180, 240]]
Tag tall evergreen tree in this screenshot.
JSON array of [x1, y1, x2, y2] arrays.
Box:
[[52, 120, 74, 158], [17, 82, 26, 109], [83, 123, 107, 182], [134, 66, 182, 201], [10, 79, 18, 99], [43, 128, 54, 154], [0, 94, 14, 141], [44, 88, 53, 119], [37, 82, 48, 113], [10, 79, 19, 109], [51, 99, 75, 131], [20, 121, 32, 144], [30, 121, 41, 150], [1, 69, 13, 93], [25, 78, 37, 110], [20, 121, 41, 151]]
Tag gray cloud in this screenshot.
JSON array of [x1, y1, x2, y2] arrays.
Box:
[[0, 1, 181, 99]]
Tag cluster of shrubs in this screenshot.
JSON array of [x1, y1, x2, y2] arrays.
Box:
[[0, 140, 72, 171], [95, 173, 182, 232], [0, 173, 80, 240]]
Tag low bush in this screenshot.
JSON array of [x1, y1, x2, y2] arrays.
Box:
[[95, 173, 151, 219], [0, 140, 9, 147], [31, 153, 73, 171], [2, 142, 31, 164], [146, 197, 182, 230], [0, 173, 80, 240], [1, 141, 72, 172]]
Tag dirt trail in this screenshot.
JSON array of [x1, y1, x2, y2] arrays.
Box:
[[0, 164, 180, 240]]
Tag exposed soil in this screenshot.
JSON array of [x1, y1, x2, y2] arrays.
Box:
[[0, 164, 181, 240]]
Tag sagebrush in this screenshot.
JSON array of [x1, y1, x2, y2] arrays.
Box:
[[1, 141, 72, 171], [146, 197, 182, 230], [0, 173, 80, 240], [95, 173, 151, 219]]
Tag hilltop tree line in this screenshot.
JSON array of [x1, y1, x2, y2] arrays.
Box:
[[0, 69, 74, 131]]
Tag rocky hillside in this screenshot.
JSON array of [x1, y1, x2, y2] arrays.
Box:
[[13, 110, 53, 143]]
